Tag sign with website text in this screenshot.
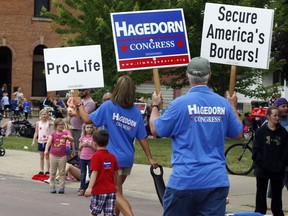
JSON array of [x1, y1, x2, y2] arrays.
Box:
[[111, 9, 190, 71], [201, 3, 274, 69], [44, 45, 104, 91]]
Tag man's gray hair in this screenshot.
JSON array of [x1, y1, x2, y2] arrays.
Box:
[[187, 72, 210, 85]]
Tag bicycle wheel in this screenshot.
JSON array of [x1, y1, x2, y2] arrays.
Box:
[[225, 143, 253, 175], [0, 147, 5, 156]]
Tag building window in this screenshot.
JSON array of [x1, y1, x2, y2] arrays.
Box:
[[0, 47, 12, 96], [273, 71, 284, 85], [34, 0, 50, 18], [32, 45, 47, 97]]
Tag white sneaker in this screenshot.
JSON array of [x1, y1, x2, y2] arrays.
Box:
[[44, 178, 50, 184]]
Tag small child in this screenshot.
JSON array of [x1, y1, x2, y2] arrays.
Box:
[[1, 92, 10, 118], [84, 129, 119, 216], [22, 98, 31, 119], [63, 117, 75, 157], [32, 109, 54, 175], [67, 89, 76, 109], [78, 123, 97, 196], [45, 118, 74, 194]]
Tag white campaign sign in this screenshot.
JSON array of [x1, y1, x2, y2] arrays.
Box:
[[201, 3, 274, 69], [44, 45, 104, 91]]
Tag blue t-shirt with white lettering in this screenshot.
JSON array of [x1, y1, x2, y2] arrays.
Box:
[[89, 100, 146, 167], [155, 86, 242, 190]]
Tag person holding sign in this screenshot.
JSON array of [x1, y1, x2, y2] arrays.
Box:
[[70, 89, 95, 151], [149, 57, 243, 216], [74, 75, 158, 216]]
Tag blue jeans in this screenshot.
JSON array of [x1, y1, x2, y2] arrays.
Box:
[[163, 187, 229, 216], [79, 159, 91, 190]]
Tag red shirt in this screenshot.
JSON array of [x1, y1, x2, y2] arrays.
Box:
[[90, 149, 119, 194]]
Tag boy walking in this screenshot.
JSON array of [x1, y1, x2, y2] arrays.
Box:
[[85, 129, 119, 216], [1, 92, 10, 118]]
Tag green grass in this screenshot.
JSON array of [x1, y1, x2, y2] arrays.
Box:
[[3, 136, 252, 174], [135, 138, 243, 168], [135, 138, 172, 167], [2, 136, 38, 152]]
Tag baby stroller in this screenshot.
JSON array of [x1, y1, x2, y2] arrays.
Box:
[[11, 117, 35, 138], [0, 129, 5, 156]]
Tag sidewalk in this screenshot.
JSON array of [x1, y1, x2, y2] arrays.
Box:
[[0, 149, 287, 215]]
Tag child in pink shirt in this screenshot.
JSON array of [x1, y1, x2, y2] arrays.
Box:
[[78, 123, 97, 196], [45, 118, 74, 194]]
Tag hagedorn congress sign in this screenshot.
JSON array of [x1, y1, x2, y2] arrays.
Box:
[[111, 9, 190, 71], [44, 45, 104, 91], [201, 3, 274, 69]]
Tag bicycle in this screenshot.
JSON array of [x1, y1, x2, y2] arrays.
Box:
[[225, 127, 254, 175], [0, 129, 5, 156]]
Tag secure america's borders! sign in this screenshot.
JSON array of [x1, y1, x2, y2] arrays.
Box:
[[201, 3, 274, 69], [44, 45, 104, 91], [111, 9, 190, 71]]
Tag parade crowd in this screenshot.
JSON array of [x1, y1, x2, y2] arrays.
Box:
[[1, 57, 288, 216]]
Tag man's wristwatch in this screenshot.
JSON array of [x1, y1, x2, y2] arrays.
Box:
[[151, 105, 159, 111], [75, 103, 82, 108]]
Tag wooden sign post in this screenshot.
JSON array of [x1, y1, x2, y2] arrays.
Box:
[[229, 65, 236, 97], [74, 89, 80, 118], [153, 68, 161, 94], [153, 68, 162, 109]]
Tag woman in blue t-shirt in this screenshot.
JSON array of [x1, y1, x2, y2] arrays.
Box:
[[74, 75, 158, 216]]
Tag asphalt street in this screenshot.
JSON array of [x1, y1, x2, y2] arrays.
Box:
[[0, 172, 162, 216], [1, 148, 288, 215]]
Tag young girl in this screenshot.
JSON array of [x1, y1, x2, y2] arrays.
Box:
[[252, 106, 288, 215], [78, 123, 96, 196], [32, 109, 54, 175], [45, 118, 74, 194]]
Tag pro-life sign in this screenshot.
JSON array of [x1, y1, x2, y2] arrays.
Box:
[[44, 45, 104, 91], [111, 9, 190, 71], [201, 3, 274, 69]]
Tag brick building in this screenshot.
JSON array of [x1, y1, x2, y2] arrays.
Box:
[[0, 0, 68, 101], [1, 1, 268, 113]]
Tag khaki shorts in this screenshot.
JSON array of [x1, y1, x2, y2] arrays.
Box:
[[118, 167, 132, 176]]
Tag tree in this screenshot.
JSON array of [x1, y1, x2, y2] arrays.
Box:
[[160, 0, 276, 98], [44, 0, 281, 98], [271, 0, 288, 80]]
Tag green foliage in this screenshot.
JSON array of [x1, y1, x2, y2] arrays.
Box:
[[270, 0, 288, 80], [90, 87, 113, 103], [43, 0, 287, 98]]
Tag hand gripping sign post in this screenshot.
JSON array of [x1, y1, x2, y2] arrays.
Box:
[[44, 45, 104, 92], [200, 3, 274, 95], [111, 9, 190, 96]]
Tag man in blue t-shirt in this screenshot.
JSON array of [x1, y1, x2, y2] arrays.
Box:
[[150, 57, 243, 216]]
